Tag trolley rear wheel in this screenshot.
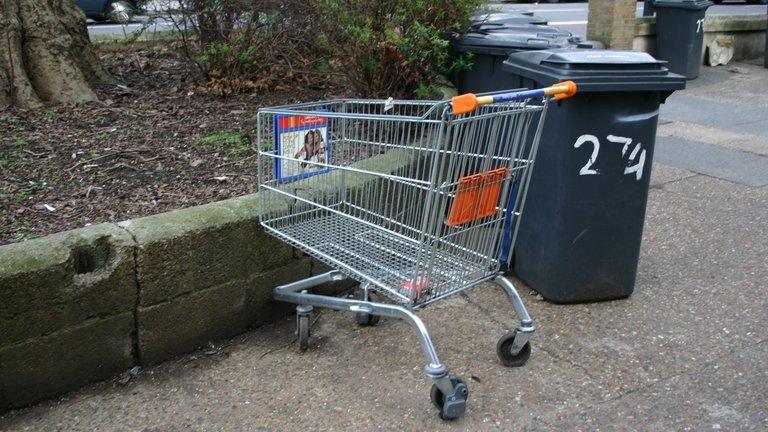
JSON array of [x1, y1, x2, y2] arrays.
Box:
[[354, 287, 380, 327], [297, 313, 310, 351], [430, 375, 469, 420], [496, 331, 531, 367]]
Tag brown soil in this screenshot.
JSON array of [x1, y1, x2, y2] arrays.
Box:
[[0, 43, 351, 245]]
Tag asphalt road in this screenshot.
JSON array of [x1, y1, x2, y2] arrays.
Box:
[[87, 2, 768, 38]]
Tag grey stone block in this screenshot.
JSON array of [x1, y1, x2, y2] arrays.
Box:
[[0, 312, 134, 410], [138, 259, 311, 365], [120, 193, 294, 307], [0, 223, 136, 347]]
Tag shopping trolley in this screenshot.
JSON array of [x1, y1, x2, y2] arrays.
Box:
[[257, 82, 577, 420]]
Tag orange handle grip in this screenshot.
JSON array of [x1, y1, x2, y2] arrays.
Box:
[[549, 81, 578, 101]]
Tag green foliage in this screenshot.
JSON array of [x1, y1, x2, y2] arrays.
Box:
[[43, 110, 58, 122], [0, 153, 10, 170], [314, 0, 480, 98], [0, 211, 11, 238], [198, 132, 253, 157], [12, 139, 28, 149], [158, 1, 311, 92], [0, 151, 22, 170], [196, 9, 283, 78], [13, 190, 30, 204], [11, 180, 45, 205], [157, 0, 477, 98]]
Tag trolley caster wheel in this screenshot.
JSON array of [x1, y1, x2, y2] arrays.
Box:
[[496, 331, 531, 367], [297, 313, 310, 351], [430, 375, 469, 420], [355, 287, 380, 327], [355, 311, 380, 327]]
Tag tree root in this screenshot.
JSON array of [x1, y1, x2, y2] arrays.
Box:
[[0, 0, 110, 108]]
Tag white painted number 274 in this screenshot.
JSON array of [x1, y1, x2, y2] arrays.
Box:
[[573, 134, 646, 181]]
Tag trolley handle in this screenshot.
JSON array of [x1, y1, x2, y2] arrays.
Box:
[[450, 81, 577, 115]]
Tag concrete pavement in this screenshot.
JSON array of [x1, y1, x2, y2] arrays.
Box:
[[1, 63, 766, 431]]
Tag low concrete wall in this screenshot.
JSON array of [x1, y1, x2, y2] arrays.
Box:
[[0, 224, 136, 409], [634, 14, 767, 63], [633, 17, 658, 56], [702, 14, 768, 62], [0, 149, 419, 410], [0, 194, 334, 411]]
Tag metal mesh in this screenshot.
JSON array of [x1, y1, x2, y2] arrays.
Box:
[[258, 97, 546, 307]]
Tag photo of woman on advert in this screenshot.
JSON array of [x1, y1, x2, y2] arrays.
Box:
[[294, 129, 327, 169]]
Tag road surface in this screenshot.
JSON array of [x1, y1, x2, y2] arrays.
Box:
[[87, 1, 767, 39]]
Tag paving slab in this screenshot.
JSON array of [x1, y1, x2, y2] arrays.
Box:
[[657, 121, 768, 157], [648, 163, 696, 187], [660, 95, 768, 139], [678, 62, 768, 110], [654, 136, 768, 187]]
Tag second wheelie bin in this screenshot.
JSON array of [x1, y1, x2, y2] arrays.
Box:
[[451, 27, 592, 94], [654, 0, 713, 79]]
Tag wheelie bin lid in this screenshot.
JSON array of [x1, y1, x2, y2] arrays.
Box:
[[470, 23, 574, 40], [452, 27, 574, 56], [652, 0, 713, 10], [502, 49, 687, 93], [470, 11, 549, 28]]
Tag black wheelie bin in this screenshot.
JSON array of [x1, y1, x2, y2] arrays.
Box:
[[470, 11, 550, 28], [643, 0, 657, 16], [654, 0, 713, 79], [501, 49, 686, 303], [451, 27, 592, 94]]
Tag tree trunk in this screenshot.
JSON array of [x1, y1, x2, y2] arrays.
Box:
[[0, 0, 110, 108]]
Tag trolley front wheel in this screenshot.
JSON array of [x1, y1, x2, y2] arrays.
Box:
[[297, 313, 310, 351], [430, 375, 469, 420], [496, 331, 531, 367], [355, 311, 380, 327]]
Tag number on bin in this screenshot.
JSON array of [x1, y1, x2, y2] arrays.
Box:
[[574, 135, 599, 176], [573, 134, 646, 181]]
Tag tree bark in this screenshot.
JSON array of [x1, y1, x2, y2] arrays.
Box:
[[0, 0, 110, 108]]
